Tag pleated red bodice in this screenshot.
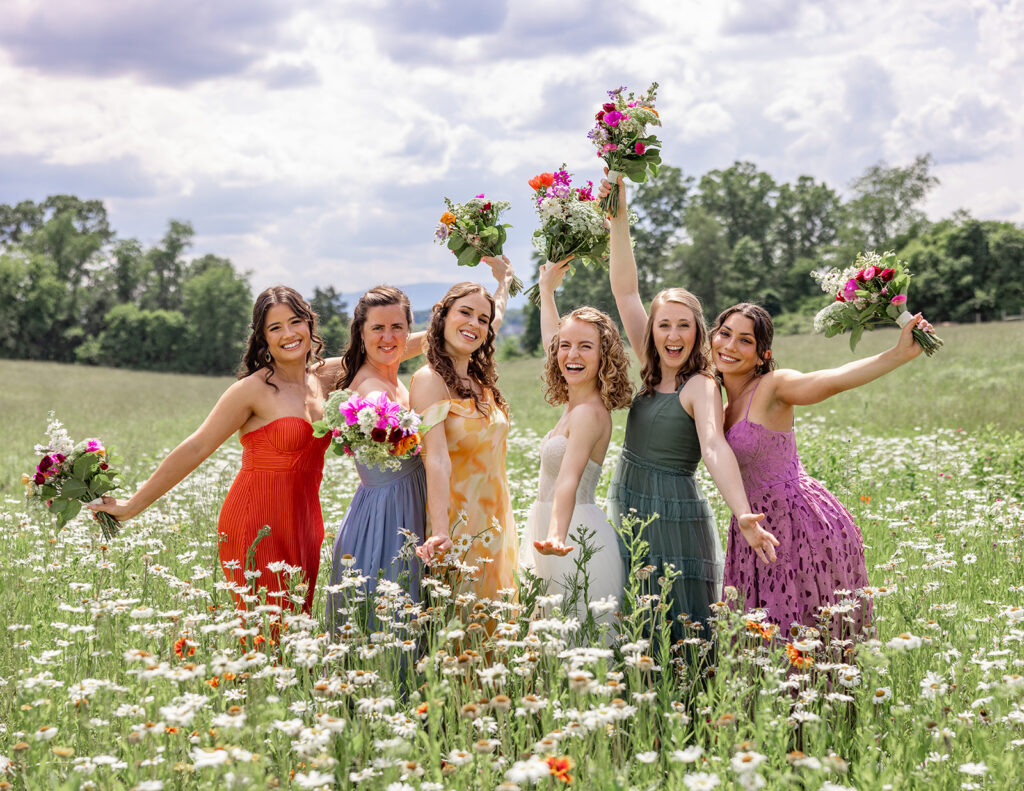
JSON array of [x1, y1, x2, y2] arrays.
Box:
[[217, 416, 331, 614]]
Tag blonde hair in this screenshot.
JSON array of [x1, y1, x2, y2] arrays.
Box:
[[638, 288, 710, 396], [543, 306, 633, 410]]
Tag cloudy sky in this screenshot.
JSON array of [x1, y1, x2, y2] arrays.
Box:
[[2, 0, 1021, 301]]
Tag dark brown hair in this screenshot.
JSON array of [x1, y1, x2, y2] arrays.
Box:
[[335, 286, 413, 391], [638, 288, 711, 396], [425, 282, 507, 416], [238, 286, 324, 389], [543, 306, 633, 410], [710, 302, 777, 378]]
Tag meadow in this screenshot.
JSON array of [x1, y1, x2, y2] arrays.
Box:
[[1, 321, 1022, 790]]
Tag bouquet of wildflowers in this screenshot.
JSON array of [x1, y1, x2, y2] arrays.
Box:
[[588, 83, 662, 217], [22, 413, 121, 540], [313, 389, 426, 472], [434, 195, 524, 294], [812, 250, 943, 355], [522, 167, 610, 304]]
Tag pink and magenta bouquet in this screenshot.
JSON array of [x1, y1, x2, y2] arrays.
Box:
[[22, 413, 121, 540], [588, 83, 662, 217], [812, 251, 943, 355], [522, 166, 610, 304], [313, 389, 425, 472], [434, 195, 525, 295]]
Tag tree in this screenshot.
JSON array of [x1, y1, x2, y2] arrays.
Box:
[[845, 154, 938, 252], [696, 162, 777, 267], [181, 257, 252, 374], [310, 286, 350, 356], [631, 165, 693, 300], [141, 220, 194, 312]]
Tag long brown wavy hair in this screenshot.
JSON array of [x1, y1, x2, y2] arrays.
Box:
[[425, 282, 507, 416], [334, 286, 413, 391], [238, 286, 325, 390], [710, 302, 777, 380], [543, 306, 633, 410], [638, 288, 711, 396]]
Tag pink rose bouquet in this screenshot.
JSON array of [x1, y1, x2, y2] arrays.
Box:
[[587, 83, 663, 217], [812, 251, 943, 355], [22, 413, 121, 540]]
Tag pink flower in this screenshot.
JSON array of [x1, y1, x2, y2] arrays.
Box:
[[474, 194, 485, 199], [891, 294, 907, 305], [634, 142, 646, 155], [600, 143, 618, 154], [340, 396, 367, 426], [370, 391, 402, 429], [603, 110, 624, 127], [862, 266, 877, 280], [84, 439, 104, 454], [843, 278, 860, 301]]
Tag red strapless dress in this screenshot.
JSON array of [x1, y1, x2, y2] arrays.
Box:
[[218, 416, 331, 613]]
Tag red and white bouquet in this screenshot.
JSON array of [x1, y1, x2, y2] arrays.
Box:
[[588, 83, 662, 217], [434, 195, 524, 294], [522, 167, 609, 304], [813, 251, 943, 355], [22, 413, 121, 540], [314, 390, 425, 472]]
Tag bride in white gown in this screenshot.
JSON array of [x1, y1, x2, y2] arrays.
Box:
[[523, 261, 634, 631]]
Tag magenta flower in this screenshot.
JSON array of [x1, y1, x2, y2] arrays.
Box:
[[370, 390, 402, 429], [340, 395, 367, 426], [891, 294, 907, 305], [84, 439, 104, 454], [600, 143, 619, 154], [474, 194, 485, 199], [553, 170, 571, 186], [634, 142, 646, 155], [862, 266, 877, 280], [842, 278, 860, 301], [603, 110, 624, 127]]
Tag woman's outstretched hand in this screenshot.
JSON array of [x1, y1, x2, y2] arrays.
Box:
[[893, 312, 934, 362], [87, 495, 137, 523], [598, 169, 627, 221], [537, 258, 571, 295], [481, 254, 512, 284], [737, 513, 778, 564], [534, 534, 574, 557], [416, 533, 453, 563]]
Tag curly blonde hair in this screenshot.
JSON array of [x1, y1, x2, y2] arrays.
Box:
[[426, 282, 508, 416], [638, 288, 711, 397], [543, 306, 633, 410]]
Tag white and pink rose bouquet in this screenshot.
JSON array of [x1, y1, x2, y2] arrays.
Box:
[[313, 390, 426, 472], [812, 250, 943, 355], [588, 83, 663, 217], [522, 166, 610, 304], [22, 413, 121, 540]]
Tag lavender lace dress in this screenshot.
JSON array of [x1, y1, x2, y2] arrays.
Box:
[[722, 382, 870, 636]]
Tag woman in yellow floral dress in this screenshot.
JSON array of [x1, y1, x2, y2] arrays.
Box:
[[412, 272, 518, 602]]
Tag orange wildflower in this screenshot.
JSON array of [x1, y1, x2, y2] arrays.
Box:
[[547, 755, 574, 783], [174, 637, 196, 659], [394, 432, 421, 457], [205, 676, 220, 688], [439, 211, 457, 226], [786, 643, 814, 669], [745, 620, 775, 640]]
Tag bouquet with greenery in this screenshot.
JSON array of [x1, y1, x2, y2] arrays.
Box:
[[588, 83, 662, 217], [522, 167, 610, 304], [314, 389, 426, 472], [812, 250, 943, 355], [434, 195, 524, 294], [22, 413, 121, 540]]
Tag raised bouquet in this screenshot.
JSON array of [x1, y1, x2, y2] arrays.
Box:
[[812, 250, 943, 355], [314, 390, 425, 472], [434, 195, 524, 295], [22, 413, 121, 540], [522, 167, 610, 304], [588, 83, 662, 217]]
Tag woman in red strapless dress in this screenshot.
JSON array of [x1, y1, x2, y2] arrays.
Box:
[[92, 286, 340, 614]]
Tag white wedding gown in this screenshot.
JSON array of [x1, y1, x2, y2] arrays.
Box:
[[522, 433, 624, 630]]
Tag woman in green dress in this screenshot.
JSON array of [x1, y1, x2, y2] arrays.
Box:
[[601, 174, 779, 645]]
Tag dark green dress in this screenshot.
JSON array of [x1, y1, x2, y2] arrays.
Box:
[[606, 382, 724, 642]]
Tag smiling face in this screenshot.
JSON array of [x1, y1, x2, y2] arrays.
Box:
[[442, 290, 492, 357], [650, 301, 698, 372], [556, 317, 602, 391], [712, 313, 763, 376], [264, 303, 312, 363], [361, 303, 410, 367]]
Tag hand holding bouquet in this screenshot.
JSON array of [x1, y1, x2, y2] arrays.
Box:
[[23, 413, 121, 540], [314, 389, 427, 472], [522, 166, 609, 303], [588, 83, 662, 217], [812, 251, 943, 355], [434, 195, 524, 294]]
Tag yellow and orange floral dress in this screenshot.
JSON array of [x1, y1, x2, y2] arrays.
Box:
[[421, 389, 517, 602]]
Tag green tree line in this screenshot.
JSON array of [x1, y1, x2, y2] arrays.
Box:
[[0, 197, 349, 375], [521, 154, 1024, 352]]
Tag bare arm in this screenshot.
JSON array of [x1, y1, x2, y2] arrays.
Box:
[[482, 255, 514, 333], [683, 376, 778, 564], [537, 259, 570, 350], [410, 368, 455, 561], [535, 406, 608, 556], [402, 332, 426, 362], [772, 314, 932, 407], [89, 379, 256, 521], [600, 175, 648, 354]]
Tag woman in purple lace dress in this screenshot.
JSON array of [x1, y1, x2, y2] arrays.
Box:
[[712, 303, 933, 637]]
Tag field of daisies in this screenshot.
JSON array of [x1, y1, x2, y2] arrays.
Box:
[[1, 325, 1023, 791]]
